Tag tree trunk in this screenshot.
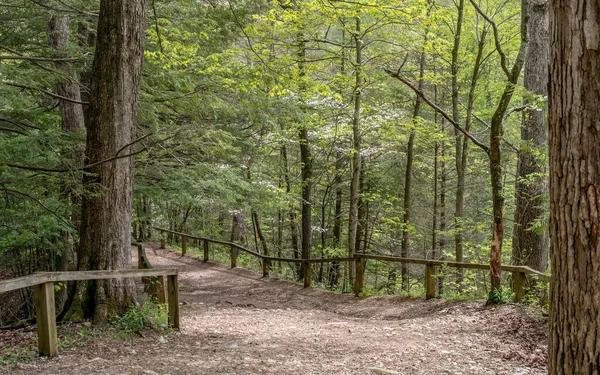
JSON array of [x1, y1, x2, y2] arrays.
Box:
[[548, 1, 600, 372], [252, 211, 269, 256], [64, 0, 147, 324], [455, 26, 488, 288], [484, 0, 528, 295], [511, 0, 549, 273], [400, 35, 427, 291], [451, 0, 466, 281], [347, 16, 362, 287], [47, 14, 86, 311], [438, 120, 447, 295], [281, 143, 300, 276], [355, 157, 366, 253], [329, 156, 344, 288]]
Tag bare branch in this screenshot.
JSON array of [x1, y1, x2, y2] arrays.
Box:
[[469, 0, 510, 77], [384, 68, 490, 154]]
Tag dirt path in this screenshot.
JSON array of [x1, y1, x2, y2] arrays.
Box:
[[3, 243, 548, 375]]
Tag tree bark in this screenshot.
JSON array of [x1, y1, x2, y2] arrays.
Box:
[[476, 0, 528, 294], [400, 33, 427, 291], [281, 140, 300, 276], [511, 0, 549, 273], [347, 16, 362, 287], [64, 0, 147, 324], [47, 14, 86, 311], [548, 0, 600, 372], [451, 0, 466, 281]]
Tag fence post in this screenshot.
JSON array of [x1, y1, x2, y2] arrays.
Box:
[[303, 261, 311, 288], [151, 276, 166, 304], [425, 264, 436, 300], [160, 237, 165, 249], [34, 282, 58, 357], [181, 236, 187, 256], [137, 244, 145, 269], [230, 245, 237, 268], [513, 271, 526, 303], [167, 274, 180, 329], [354, 257, 364, 296], [203, 239, 209, 262]]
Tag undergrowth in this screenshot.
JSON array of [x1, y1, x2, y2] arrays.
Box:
[[110, 298, 170, 335]]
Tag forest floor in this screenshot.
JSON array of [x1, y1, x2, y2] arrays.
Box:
[[1, 243, 548, 375]]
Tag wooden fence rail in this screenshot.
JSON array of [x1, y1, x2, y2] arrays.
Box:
[[0, 244, 179, 358], [153, 227, 550, 302]]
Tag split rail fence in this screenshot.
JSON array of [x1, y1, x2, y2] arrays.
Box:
[[153, 227, 550, 303], [0, 243, 179, 358]]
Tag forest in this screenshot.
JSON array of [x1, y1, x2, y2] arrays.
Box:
[[0, 0, 598, 374]]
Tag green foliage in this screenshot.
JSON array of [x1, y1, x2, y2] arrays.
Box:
[[488, 287, 514, 305], [111, 299, 170, 335], [0, 345, 37, 370]]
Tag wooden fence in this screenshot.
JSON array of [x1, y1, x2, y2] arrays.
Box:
[[153, 227, 550, 303], [0, 243, 179, 358]]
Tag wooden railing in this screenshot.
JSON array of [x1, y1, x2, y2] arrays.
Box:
[[153, 227, 550, 303], [0, 244, 179, 358]]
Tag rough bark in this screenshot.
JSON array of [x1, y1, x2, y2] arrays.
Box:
[[511, 0, 549, 273], [548, 0, 600, 372], [64, 0, 147, 324]]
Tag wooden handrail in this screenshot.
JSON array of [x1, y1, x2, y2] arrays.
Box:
[[0, 251, 180, 358], [0, 268, 178, 294], [153, 227, 550, 301], [153, 227, 263, 258], [354, 253, 550, 282]]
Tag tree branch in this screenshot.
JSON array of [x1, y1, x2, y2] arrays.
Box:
[[5, 82, 89, 105], [0, 126, 27, 135], [0, 55, 78, 62], [5, 133, 154, 173], [384, 68, 490, 154], [471, 112, 519, 153], [469, 0, 510, 77], [1, 187, 73, 228]]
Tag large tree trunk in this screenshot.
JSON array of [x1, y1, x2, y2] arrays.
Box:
[[511, 0, 549, 273], [548, 1, 600, 372], [65, 0, 147, 324]]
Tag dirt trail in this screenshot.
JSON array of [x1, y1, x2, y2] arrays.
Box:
[[3, 243, 548, 375]]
